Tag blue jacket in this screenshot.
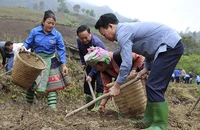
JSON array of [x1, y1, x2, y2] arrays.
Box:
[[23, 26, 66, 63], [174, 69, 180, 77], [196, 75, 200, 82], [115, 22, 181, 83]]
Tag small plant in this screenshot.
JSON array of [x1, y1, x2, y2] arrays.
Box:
[[58, 59, 84, 101]]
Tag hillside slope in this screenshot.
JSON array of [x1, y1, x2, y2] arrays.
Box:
[[0, 7, 118, 54]]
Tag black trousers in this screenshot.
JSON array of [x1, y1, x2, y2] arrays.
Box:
[[146, 40, 184, 102]]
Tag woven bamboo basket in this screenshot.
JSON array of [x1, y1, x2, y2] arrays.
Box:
[[113, 79, 146, 118], [11, 51, 46, 90]]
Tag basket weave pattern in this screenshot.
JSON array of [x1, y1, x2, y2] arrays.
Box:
[[113, 79, 146, 118], [12, 52, 46, 89]]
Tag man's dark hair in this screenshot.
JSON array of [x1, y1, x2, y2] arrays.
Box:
[[95, 13, 119, 29], [5, 41, 13, 46], [76, 25, 90, 36]]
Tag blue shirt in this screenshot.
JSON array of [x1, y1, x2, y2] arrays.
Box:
[[77, 34, 107, 77], [196, 75, 200, 82], [174, 69, 180, 77], [23, 26, 66, 63], [115, 22, 181, 83]]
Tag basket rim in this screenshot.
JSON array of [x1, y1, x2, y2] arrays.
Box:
[[17, 51, 46, 70]]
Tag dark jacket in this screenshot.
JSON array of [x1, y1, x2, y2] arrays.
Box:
[[0, 42, 14, 65], [77, 34, 107, 77]]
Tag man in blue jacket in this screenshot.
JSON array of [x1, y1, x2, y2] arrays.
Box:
[[95, 13, 184, 130], [174, 69, 180, 83], [77, 25, 106, 112]]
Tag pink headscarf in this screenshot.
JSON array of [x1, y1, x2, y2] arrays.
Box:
[[84, 46, 111, 66]]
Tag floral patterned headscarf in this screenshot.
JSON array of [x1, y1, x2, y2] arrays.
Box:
[[84, 46, 111, 66]]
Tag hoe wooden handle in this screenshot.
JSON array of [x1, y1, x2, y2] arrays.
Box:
[[65, 78, 139, 118], [186, 97, 200, 115], [84, 70, 96, 99]]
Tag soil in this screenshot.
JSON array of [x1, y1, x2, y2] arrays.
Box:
[[0, 73, 200, 130], [0, 19, 200, 130]]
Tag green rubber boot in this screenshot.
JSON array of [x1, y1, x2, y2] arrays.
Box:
[[91, 93, 103, 112], [86, 94, 94, 111], [48, 92, 57, 109], [131, 100, 153, 129], [26, 88, 35, 104], [145, 101, 168, 130]]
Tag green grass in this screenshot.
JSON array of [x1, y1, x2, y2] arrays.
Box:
[[0, 7, 42, 21], [0, 6, 97, 28]]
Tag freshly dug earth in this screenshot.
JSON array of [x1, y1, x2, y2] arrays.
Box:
[[0, 74, 199, 130]]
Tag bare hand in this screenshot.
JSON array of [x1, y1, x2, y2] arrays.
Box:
[[62, 65, 68, 76], [109, 86, 120, 96], [81, 65, 86, 71], [86, 76, 92, 82], [109, 82, 121, 96], [98, 105, 105, 116], [18, 46, 26, 52]]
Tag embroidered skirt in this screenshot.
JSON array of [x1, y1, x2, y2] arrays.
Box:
[[46, 57, 70, 92], [35, 53, 70, 92]]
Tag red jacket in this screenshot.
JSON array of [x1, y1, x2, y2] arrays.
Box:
[[101, 52, 144, 94]]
